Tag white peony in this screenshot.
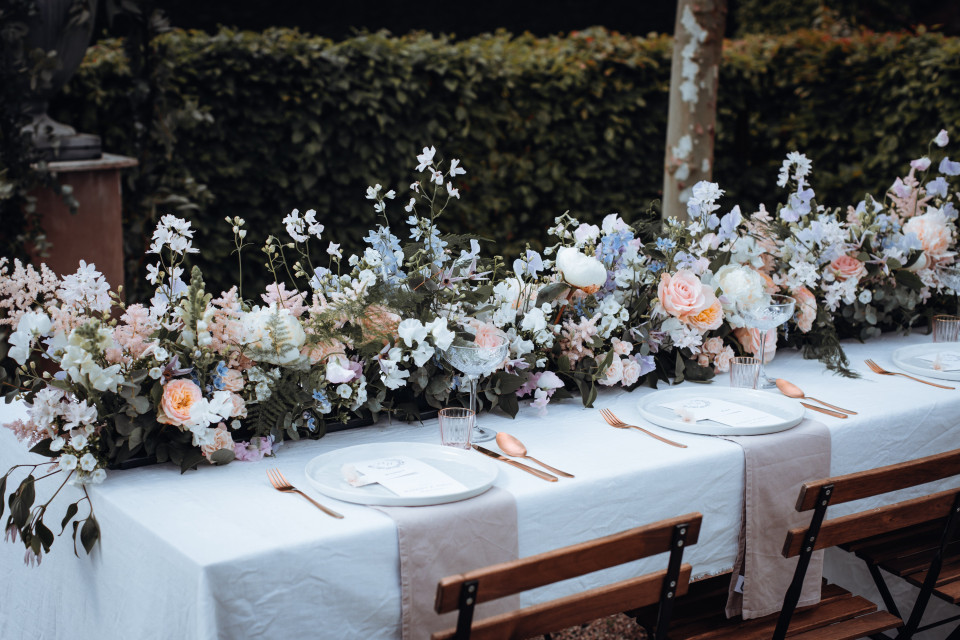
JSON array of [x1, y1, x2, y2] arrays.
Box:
[[555, 247, 607, 292], [242, 304, 307, 365], [711, 264, 768, 328]]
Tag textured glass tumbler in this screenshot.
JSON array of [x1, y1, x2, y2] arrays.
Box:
[[439, 408, 475, 449], [730, 357, 761, 389], [933, 315, 960, 343]]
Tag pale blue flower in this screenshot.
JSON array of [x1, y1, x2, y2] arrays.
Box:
[[939, 157, 960, 176], [926, 177, 949, 199]]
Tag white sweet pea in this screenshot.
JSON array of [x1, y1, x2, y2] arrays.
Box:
[[449, 158, 466, 176], [8, 311, 52, 365], [446, 182, 460, 199], [426, 318, 455, 351], [397, 319, 429, 347], [411, 341, 435, 367], [416, 146, 436, 172], [520, 307, 548, 333], [555, 247, 607, 292]]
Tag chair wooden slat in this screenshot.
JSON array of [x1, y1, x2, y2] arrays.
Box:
[[786, 611, 902, 640], [796, 449, 960, 511], [434, 513, 700, 614], [783, 488, 958, 557], [431, 565, 691, 640], [669, 592, 878, 640]]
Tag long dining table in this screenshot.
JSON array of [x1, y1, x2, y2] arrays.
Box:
[[1, 331, 959, 640]]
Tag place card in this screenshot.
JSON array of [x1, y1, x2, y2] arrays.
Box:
[[658, 397, 781, 428], [343, 456, 468, 497], [915, 351, 960, 371]]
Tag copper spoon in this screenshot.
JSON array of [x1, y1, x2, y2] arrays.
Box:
[[775, 378, 858, 415], [495, 432, 575, 478]]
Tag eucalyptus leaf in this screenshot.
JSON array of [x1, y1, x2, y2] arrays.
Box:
[[209, 448, 235, 465], [0, 474, 5, 519], [29, 438, 57, 458], [534, 282, 571, 307], [36, 519, 54, 552], [128, 395, 151, 415], [80, 516, 100, 554], [61, 502, 79, 534]]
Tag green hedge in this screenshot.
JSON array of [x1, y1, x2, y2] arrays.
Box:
[[52, 27, 960, 298]]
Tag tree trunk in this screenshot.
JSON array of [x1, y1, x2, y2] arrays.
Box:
[[662, 0, 727, 221]]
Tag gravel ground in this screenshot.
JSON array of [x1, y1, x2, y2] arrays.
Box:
[[533, 614, 649, 639]]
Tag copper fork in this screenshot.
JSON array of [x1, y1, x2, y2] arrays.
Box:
[[599, 409, 687, 448], [864, 359, 955, 390], [267, 468, 344, 519]]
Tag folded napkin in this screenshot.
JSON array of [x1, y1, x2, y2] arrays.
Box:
[[721, 419, 832, 620], [375, 487, 520, 640]]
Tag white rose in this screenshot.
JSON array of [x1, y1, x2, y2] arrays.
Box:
[[241, 304, 307, 365], [712, 265, 767, 327], [555, 247, 607, 292]]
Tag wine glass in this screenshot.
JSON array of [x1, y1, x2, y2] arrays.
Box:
[[441, 331, 509, 443], [738, 294, 796, 389]]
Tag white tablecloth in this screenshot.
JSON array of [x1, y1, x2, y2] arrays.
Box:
[[1, 332, 958, 639]]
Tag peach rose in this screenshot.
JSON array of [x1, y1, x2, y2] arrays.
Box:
[[658, 270, 709, 318], [697, 353, 710, 367], [228, 392, 247, 418], [714, 346, 735, 373], [829, 255, 867, 281], [302, 339, 347, 365], [474, 322, 505, 349], [683, 296, 724, 331], [620, 358, 641, 386], [201, 423, 235, 460], [793, 287, 817, 333], [221, 369, 244, 392], [598, 355, 624, 386], [360, 305, 402, 344], [702, 337, 724, 355], [903, 209, 952, 257], [158, 379, 203, 426], [611, 337, 632, 356], [733, 327, 777, 364]]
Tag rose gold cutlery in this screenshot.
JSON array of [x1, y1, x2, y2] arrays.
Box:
[[864, 359, 955, 390], [495, 432, 574, 478], [775, 378, 857, 415], [800, 402, 847, 419], [472, 445, 558, 482], [267, 468, 344, 518], [598, 408, 687, 448]]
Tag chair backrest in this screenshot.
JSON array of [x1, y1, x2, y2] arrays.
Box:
[[783, 448, 960, 558], [771, 448, 960, 640], [432, 512, 702, 640]]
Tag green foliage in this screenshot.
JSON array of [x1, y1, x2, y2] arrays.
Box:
[[51, 27, 960, 299]]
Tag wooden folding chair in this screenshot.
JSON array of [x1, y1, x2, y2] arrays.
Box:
[[823, 449, 960, 639], [431, 512, 702, 640], [633, 450, 960, 640]]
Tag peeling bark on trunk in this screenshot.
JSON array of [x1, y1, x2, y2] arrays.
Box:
[[662, 0, 727, 221]]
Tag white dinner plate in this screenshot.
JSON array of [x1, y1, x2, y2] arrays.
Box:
[[891, 343, 960, 381], [636, 387, 805, 436], [304, 442, 499, 506]]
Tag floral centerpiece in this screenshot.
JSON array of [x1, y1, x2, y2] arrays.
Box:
[[2, 131, 959, 563]]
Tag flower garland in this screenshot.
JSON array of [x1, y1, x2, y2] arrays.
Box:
[[2, 130, 959, 561]]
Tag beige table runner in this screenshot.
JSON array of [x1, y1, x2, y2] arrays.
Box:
[[376, 486, 520, 640], [722, 419, 832, 619]]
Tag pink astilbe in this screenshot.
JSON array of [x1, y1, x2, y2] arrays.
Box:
[[0, 258, 61, 328], [47, 305, 88, 336], [558, 316, 599, 365], [4, 419, 45, 447], [888, 168, 931, 221], [262, 282, 308, 317], [208, 287, 245, 359], [113, 304, 160, 360]]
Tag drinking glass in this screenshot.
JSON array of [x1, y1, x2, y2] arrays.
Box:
[[738, 294, 796, 389], [438, 408, 475, 449], [730, 357, 761, 389], [441, 330, 509, 443], [933, 315, 960, 343]]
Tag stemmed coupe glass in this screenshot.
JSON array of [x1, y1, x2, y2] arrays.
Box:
[[738, 294, 796, 389], [441, 330, 509, 443]]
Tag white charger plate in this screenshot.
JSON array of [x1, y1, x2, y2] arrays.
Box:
[[304, 442, 499, 506], [891, 343, 960, 381], [636, 387, 805, 436]]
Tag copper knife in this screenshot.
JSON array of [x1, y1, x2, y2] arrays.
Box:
[[800, 402, 847, 419], [472, 445, 559, 482]]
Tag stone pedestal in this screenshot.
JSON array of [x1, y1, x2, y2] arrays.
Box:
[[31, 153, 137, 291]]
